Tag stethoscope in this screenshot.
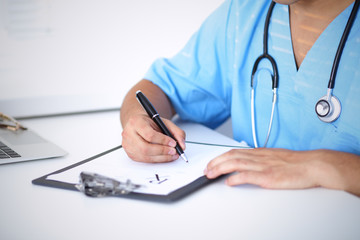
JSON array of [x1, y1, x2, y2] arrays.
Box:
[[251, 0, 360, 148]]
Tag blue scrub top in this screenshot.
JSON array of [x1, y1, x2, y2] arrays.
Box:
[[144, 0, 360, 154]]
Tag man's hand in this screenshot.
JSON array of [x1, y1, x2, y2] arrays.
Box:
[[204, 148, 360, 196], [121, 113, 186, 163]]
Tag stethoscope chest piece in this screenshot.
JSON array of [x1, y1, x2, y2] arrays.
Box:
[[315, 90, 341, 123]]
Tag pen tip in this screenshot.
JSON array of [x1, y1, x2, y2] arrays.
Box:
[[181, 154, 189, 163]]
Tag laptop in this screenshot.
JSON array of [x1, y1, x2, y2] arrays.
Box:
[[0, 125, 67, 165]]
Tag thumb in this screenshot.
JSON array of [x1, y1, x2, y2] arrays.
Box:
[[163, 119, 186, 150]]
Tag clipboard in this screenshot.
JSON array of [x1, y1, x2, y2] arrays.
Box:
[[32, 122, 249, 202], [32, 145, 218, 202]]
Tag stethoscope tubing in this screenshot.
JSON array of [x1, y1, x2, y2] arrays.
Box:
[[250, 1, 278, 148]]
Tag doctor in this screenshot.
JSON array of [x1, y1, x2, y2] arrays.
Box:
[[120, 0, 360, 196]]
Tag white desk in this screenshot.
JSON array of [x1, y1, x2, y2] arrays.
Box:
[[1, 111, 359, 240]]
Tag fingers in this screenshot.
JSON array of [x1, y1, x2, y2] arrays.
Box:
[[204, 148, 264, 178], [203, 148, 270, 187], [204, 148, 318, 190], [136, 116, 176, 146], [203, 149, 273, 188], [225, 171, 270, 188], [122, 132, 179, 163], [121, 114, 186, 163], [163, 119, 186, 150]]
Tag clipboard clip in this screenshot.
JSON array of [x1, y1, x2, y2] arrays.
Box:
[[76, 171, 142, 197]]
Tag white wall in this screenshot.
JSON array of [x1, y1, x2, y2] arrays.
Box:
[[0, 0, 224, 118]]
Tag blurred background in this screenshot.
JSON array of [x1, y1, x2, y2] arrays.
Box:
[[0, 0, 223, 118]]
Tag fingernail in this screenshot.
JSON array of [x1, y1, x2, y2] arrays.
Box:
[[203, 167, 208, 175], [225, 178, 230, 185], [205, 169, 215, 178], [168, 148, 176, 155], [168, 140, 176, 147]]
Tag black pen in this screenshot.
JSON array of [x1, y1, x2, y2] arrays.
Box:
[[136, 90, 189, 163]]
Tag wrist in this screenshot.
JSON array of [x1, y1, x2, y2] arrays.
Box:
[[308, 150, 360, 195]]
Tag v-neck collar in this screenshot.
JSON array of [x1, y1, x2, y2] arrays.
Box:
[[284, 2, 355, 75]]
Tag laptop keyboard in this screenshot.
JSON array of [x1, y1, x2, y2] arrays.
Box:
[[0, 141, 21, 159]]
